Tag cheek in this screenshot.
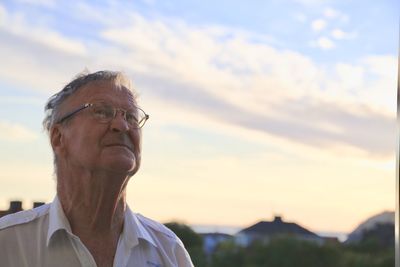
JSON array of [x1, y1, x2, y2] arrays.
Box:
[[130, 130, 142, 150], [129, 131, 142, 163], [65, 128, 100, 157]]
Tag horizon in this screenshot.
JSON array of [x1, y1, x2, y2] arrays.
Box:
[[0, 198, 392, 242], [0, 0, 397, 234], [190, 223, 349, 242]]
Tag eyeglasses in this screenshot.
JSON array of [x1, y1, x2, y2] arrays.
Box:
[[57, 102, 149, 129]]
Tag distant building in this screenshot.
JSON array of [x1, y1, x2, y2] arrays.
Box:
[[0, 200, 45, 218], [235, 216, 323, 246], [201, 233, 233, 255]]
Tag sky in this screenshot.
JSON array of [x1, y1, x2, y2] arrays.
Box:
[[0, 0, 398, 235]]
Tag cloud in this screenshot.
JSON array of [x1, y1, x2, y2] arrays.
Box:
[[139, 72, 395, 157], [335, 63, 364, 89], [331, 28, 345, 39], [311, 19, 327, 32], [15, 0, 56, 8], [317, 58, 396, 121], [360, 56, 398, 110], [0, 6, 89, 92], [0, 4, 396, 157], [0, 121, 38, 142], [363, 55, 397, 79], [98, 14, 395, 156], [331, 28, 357, 40], [0, 29, 88, 93], [323, 7, 349, 22], [323, 7, 339, 18], [309, 7, 354, 46], [315, 36, 335, 49], [0, 5, 5, 24], [0, 7, 86, 56]]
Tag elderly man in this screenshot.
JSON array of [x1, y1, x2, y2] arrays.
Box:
[[0, 71, 194, 267]]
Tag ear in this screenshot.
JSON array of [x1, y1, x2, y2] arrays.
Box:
[[50, 125, 64, 154]]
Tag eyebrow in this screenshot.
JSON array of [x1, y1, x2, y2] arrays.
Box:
[[85, 99, 137, 109]]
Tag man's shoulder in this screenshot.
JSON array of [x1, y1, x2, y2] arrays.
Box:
[[134, 212, 180, 241], [0, 203, 50, 231], [128, 211, 194, 266]]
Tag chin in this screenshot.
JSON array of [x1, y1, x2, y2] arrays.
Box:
[[102, 156, 137, 175], [100, 150, 141, 176]]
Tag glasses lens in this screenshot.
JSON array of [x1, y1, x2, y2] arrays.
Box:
[[126, 108, 148, 128], [90, 103, 148, 128], [91, 103, 114, 122]]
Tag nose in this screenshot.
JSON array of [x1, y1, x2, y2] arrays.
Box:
[[110, 110, 130, 132]]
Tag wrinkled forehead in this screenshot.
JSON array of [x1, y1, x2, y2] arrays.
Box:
[[62, 79, 137, 110]]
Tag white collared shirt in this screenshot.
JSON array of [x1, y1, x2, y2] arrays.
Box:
[[0, 197, 194, 267]]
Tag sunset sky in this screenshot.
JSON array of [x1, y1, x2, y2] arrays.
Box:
[[0, 0, 398, 235]]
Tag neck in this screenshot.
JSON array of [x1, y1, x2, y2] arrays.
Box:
[[57, 168, 129, 238]]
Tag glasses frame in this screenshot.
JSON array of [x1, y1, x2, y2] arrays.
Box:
[[56, 103, 149, 129]]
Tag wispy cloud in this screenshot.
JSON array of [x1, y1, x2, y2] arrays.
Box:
[[0, 4, 88, 92], [311, 19, 327, 32], [0, 5, 86, 55], [331, 28, 357, 40], [99, 13, 395, 156], [323, 7, 349, 22], [15, 0, 56, 8], [0, 4, 396, 157], [308, 6, 354, 50], [331, 28, 346, 39], [323, 7, 339, 18], [323, 7, 349, 23], [313, 36, 335, 49]]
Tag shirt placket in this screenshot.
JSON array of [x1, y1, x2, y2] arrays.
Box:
[[69, 235, 98, 267]]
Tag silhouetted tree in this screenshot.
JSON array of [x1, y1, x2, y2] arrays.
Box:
[[210, 240, 244, 267], [165, 222, 206, 267], [210, 235, 394, 267], [164, 223, 394, 267]]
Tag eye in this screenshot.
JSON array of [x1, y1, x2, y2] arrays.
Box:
[[125, 111, 138, 124], [92, 104, 114, 120]]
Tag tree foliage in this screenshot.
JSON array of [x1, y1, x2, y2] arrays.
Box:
[[211, 237, 394, 267], [164, 222, 394, 267], [164, 222, 206, 267]]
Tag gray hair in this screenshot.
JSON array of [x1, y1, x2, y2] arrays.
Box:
[[43, 70, 136, 133]]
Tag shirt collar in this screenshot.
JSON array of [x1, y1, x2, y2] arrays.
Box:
[[123, 205, 158, 249], [46, 196, 158, 249], [46, 196, 74, 247]]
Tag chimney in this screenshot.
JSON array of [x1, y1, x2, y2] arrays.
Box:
[[274, 216, 283, 223], [9, 201, 23, 213]]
